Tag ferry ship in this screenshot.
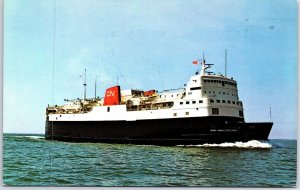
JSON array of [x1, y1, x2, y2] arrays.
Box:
[[45, 58, 273, 145]]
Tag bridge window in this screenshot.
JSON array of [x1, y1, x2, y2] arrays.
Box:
[[180, 102, 183, 105], [186, 101, 190, 104], [210, 99, 214, 103], [107, 107, 110, 112], [173, 113, 177, 116], [192, 101, 196, 104], [185, 112, 189, 115], [217, 100, 220, 103], [222, 100, 226, 103], [199, 100, 203, 103]]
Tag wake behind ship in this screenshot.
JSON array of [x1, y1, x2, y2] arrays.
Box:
[[45, 58, 273, 145]]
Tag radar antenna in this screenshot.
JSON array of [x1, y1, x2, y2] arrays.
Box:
[[199, 53, 214, 76]]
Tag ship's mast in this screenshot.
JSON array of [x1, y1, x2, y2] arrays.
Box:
[[94, 75, 97, 99], [83, 69, 87, 100]]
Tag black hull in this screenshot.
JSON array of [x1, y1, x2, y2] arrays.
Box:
[[45, 116, 273, 146]]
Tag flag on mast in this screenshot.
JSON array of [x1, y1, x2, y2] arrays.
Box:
[[192, 60, 198, 65]]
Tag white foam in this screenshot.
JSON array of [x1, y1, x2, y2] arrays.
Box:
[[179, 140, 272, 148], [23, 136, 45, 140]]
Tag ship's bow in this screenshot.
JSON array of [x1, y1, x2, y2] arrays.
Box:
[[240, 122, 273, 140]]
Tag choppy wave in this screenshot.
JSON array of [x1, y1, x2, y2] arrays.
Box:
[[179, 140, 272, 148], [3, 136, 296, 186]]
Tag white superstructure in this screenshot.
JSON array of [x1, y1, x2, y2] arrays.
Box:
[[47, 59, 244, 123]]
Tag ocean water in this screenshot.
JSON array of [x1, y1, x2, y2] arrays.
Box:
[[3, 134, 297, 187]]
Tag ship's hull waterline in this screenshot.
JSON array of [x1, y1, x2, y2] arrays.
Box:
[[45, 116, 273, 145]]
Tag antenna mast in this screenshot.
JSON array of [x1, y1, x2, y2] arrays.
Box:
[[83, 69, 87, 100], [269, 106, 272, 122], [225, 49, 227, 77], [52, 0, 56, 105]]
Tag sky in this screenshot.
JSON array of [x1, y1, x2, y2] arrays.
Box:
[[3, 0, 298, 139]]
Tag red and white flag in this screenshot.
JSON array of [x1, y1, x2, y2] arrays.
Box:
[[192, 60, 198, 65]]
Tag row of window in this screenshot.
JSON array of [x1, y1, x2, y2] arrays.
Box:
[[173, 108, 244, 117], [179, 100, 203, 105], [159, 94, 180, 98], [179, 100, 242, 106], [203, 79, 237, 87], [210, 99, 242, 105], [159, 88, 237, 98], [187, 90, 237, 97], [204, 91, 237, 97]]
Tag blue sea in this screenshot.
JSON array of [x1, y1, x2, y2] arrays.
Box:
[[3, 134, 297, 187]]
